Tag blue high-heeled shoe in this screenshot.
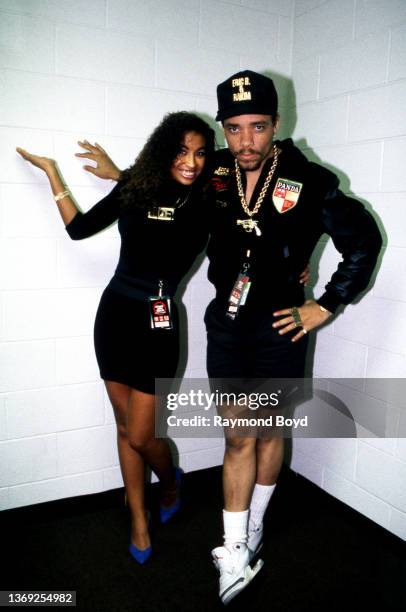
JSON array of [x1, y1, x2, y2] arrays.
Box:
[[129, 511, 151, 564], [160, 467, 183, 524], [129, 542, 152, 564]]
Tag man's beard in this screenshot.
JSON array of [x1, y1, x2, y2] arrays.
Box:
[[237, 155, 262, 171], [234, 145, 274, 172]]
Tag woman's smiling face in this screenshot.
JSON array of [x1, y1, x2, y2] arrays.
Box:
[[170, 131, 206, 185]]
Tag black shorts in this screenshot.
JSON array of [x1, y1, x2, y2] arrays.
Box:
[[204, 299, 308, 379], [94, 287, 179, 395]]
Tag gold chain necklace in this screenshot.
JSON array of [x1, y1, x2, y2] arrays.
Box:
[[234, 145, 279, 218]]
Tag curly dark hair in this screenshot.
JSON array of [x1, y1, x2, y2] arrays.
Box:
[[120, 112, 215, 207]]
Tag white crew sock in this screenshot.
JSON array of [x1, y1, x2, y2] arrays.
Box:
[[249, 483, 276, 527], [223, 509, 249, 547]]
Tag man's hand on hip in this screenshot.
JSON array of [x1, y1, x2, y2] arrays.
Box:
[[272, 299, 332, 342]]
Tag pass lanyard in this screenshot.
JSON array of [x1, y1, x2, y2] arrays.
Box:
[[226, 249, 252, 320]]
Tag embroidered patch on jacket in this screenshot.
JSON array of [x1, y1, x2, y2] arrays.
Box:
[[211, 176, 230, 192], [272, 178, 303, 213], [213, 166, 230, 176]]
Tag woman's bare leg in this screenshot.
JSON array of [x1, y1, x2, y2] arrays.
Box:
[[105, 381, 150, 551], [126, 389, 178, 507]]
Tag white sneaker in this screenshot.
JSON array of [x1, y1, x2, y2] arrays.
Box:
[[212, 543, 264, 605], [247, 519, 264, 561]]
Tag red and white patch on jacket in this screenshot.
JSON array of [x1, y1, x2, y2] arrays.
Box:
[[272, 177, 303, 213]]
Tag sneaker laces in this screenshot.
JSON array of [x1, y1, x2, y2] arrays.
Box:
[[212, 544, 243, 574]]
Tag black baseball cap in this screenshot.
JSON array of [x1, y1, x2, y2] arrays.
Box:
[[216, 70, 278, 122]]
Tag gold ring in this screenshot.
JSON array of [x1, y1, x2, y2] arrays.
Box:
[[290, 306, 302, 327]]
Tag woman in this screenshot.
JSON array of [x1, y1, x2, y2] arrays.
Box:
[[17, 112, 216, 564]]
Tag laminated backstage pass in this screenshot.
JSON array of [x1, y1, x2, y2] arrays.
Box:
[[149, 280, 173, 329], [226, 251, 252, 320], [149, 296, 173, 329], [226, 272, 251, 320]]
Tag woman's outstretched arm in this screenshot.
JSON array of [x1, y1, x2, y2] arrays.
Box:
[[16, 148, 79, 225], [16, 147, 120, 239]]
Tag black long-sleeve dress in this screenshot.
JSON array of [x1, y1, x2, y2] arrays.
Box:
[[65, 181, 209, 393]]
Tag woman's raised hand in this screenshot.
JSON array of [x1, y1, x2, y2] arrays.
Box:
[[75, 140, 122, 181], [16, 147, 56, 174], [16, 147, 78, 224]]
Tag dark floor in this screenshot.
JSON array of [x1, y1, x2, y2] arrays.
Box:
[[2, 466, 405, 612]]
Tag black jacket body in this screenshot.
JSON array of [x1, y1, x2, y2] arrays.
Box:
[[206, 140, 382, 313]]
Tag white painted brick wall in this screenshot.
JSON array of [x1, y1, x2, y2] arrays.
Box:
[[8, 472, 104, 509], [382, 138, 406, 192], [293, 0, 354, 61], [2, 184, 66, 238], [0, 341, 56, 392], [0, 0, 295, 510], [294, 97, 349, 147], [0, 435, 58, 487], [55, 336, 100, 385], [290, 447, 324, 486], [348, 81, 406, 142], [5, 383, 105, 438], [354, 0, 406, 39], [295, 1, 326, 17], [106, 86, 197, 139], [56, 232, 118, 287], [3, 289, 101, 340], [319, 34, 389, 99], [106, 0, 200, 44], [291, 0, 406, 540], [389, 22, 406, 81], [200, 1, 280, 53], [0, 395, 7, 441], [291, 56, 319, 105], [56, 24, 155, 86], [323, 468, 391, 529], [0, 13, 55, 73], [0, 238, 58, 289], [57, 425, 118, 476], [356, 442, 406, 512], [390, 508, 406, 540], [366, 193, 406, 249], [366, 348, 406, 379], [1, 71, 106, 133], [0, 0, 107, 28]]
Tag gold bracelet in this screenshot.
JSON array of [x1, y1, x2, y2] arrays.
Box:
[[319, 305, 331, 314], [54, 190, 70, 202]]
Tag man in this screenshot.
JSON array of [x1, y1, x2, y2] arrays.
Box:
[[75, 70, 382, 604], [203, 70, 381, 604]]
